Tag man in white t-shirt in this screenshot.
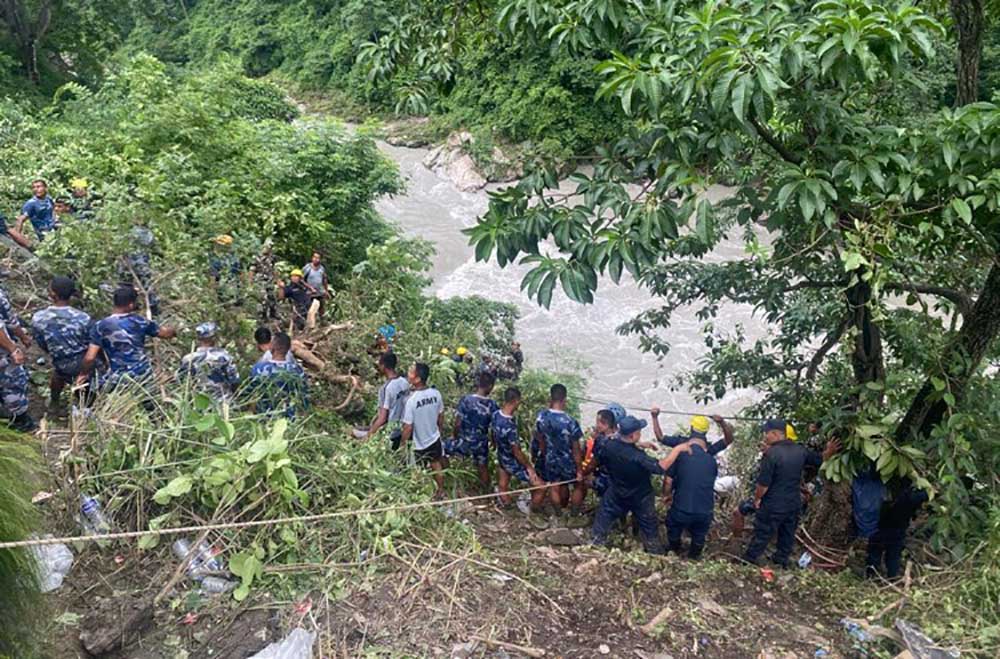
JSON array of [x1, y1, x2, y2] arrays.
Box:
[[401, 361, 445, 497], [365, 351, 410, 447]]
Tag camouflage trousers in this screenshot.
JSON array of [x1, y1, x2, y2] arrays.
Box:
[[0, 358, 29, 416]]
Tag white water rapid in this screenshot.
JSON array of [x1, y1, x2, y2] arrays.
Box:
[[375, 142, 764, 422]]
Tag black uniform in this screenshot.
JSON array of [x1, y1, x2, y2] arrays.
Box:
[[866, 482, 928, 578], [743, 440, 822, 567], [591, 435, 666, 554]]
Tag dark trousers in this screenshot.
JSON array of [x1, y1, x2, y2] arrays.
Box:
[[744, 507, 799, 567], [866, 527, 905, 578], [592, 490, 664, 554], [666, 508, 713, 559]]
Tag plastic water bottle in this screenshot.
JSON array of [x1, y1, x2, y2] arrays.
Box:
[[798, 551, 813, 569], [80, 497, 111, 535], [199, 576, 236, 594], [172, 539, 224, 577]]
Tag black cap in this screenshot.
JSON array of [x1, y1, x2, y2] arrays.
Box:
[[761, 418, 786, 433], [619, 415, 648, 436]]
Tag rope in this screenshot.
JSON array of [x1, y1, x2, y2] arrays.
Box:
[[576, 396, 769, 423], [0, 479, 577, 550]]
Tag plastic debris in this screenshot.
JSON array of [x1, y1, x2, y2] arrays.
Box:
[[895, 619, 961, 659], [713, 475, 739, 493], [841, 618, 874, 644], [249, 628, 316, 659], [599, 643, 611, 654], [171, 538, 236, 594], [80, 496, 111, 535], [760, 567, 775, 583], [798, 551, 813, 569], [31, 490, 54, 504], [32, 540, 74, 592], [814, 649, 829, 657]]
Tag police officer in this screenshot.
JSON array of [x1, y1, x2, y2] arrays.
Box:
[[532, 383, 584, 512], [31, 276, 93, 407], [444, 371, 499, 491], [743, 419, 840, 568], [248, 331, 308, 419], [663, 416, 728, 559], [119, 225, 160, 317], [0, 317, 33, 431], [77, 286, 177, 391], [591, 415, 691, 554], [177, 322, 241, 400]]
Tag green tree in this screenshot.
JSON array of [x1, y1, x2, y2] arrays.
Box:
[[467, 0, 1000, 541]]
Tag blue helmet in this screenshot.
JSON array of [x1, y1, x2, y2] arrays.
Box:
[[604, 402, 626, 424]]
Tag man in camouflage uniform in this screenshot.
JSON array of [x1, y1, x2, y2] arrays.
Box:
[[209, 235, 243, 308], [250, 239, 278, 322], [118, 225, 160, 317], [444, 371, 499, 491], [70, 178, 97, 222], [248, 331, 308, 419], [31, 276, 93, 407], [177, 322, 240, 400], [0, 285, 35, 431], [77, 286, 176, 391]]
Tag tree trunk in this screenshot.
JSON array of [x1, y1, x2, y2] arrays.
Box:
[[951, 0, 984, 106], [847, 278, 884, 388], [895, 259, 1000, 443]]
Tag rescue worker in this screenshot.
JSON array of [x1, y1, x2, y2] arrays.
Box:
[[0, 316, 33, 431], [532, 384, 584, 513], [209, 235, 242, 307], [16, 178, 56, 242], [53, 197, 74, 225], [177, 322, 241, 400], [31, 276, 93, 407], [444, 371, 499, 491], [276, 268, 316, 331], [492, 386, 542, 506], [663, 417, 729, 559], [70, 177, 96, 221], [77, 286, 177, 391], [119, 225, 160, 317], [590, 415, 691, 554], [648, 409, 734, 455], [866, 477, 929, 580], [0, 284, 34, 430], [250, 239, 278, 321], [400, 362, 446, 498], [743, 419, 840, 568], [578, 408, 619, 504], [364, 350, 410, 448], [247, 332, 308, 419], [301, 251, 329, 326]]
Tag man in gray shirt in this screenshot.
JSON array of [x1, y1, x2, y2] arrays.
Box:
[[401, 362, 445, 498], [365, 351, 410, 448]]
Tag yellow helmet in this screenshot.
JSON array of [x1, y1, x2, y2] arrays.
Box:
[[690, 415, 711, 435], [290, 268, 304, 277], [440, 347, 451, 356], [214, 234, 233, 246], [786, 424, 798, 441], [456, 346, 468, 356], [70, 177, 88, 190]]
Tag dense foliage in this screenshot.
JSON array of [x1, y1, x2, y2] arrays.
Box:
[[0, 433, 41, 657], [466, 0, 1000, 554]]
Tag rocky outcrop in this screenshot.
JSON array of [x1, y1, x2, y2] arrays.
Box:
[[383, 117, 434, 148], [422, 131, 523, 191]]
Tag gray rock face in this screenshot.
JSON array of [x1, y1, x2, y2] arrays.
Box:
[[422, 131, 522, 191]]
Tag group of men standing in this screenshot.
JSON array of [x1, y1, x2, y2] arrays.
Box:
[[363, 355, 847, 565], [0, 274, 313, 430]]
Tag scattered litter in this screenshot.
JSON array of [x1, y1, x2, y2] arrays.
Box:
[[598, 643, 610, 654], [490, 572, 514, 583], [172, 538, 236, 594], [248, 628, 316, 659], [80, 496, 111, 535], [358, 549, 369, 562], [293, 598, 312, 615], [841, 618, 875, 644], [114, 554, 126, 565], [32, 540, 74, 592], [31, 490, 54, 504], [451, 640, 480, 659], [895, 619, 961, 659], [516, 497, 532, 515], [352, 426, 369, 439], [814, 649, 829, 657], [181, 612, 198, 626], [798, 552, 813, 569], [713, 475, 739, 493], [760, 567, 775, 583]]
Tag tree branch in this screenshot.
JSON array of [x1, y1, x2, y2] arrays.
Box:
[[749, 114, 803, 166], [883, 282, 973, 317], [806, 316, 850, 381]]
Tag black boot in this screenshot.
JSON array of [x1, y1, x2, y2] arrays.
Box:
[[10, 413, 37, 432]]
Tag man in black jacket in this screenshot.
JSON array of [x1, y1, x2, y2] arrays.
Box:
[[743, 419, 840, 568], [866, 478, 928, 579]]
